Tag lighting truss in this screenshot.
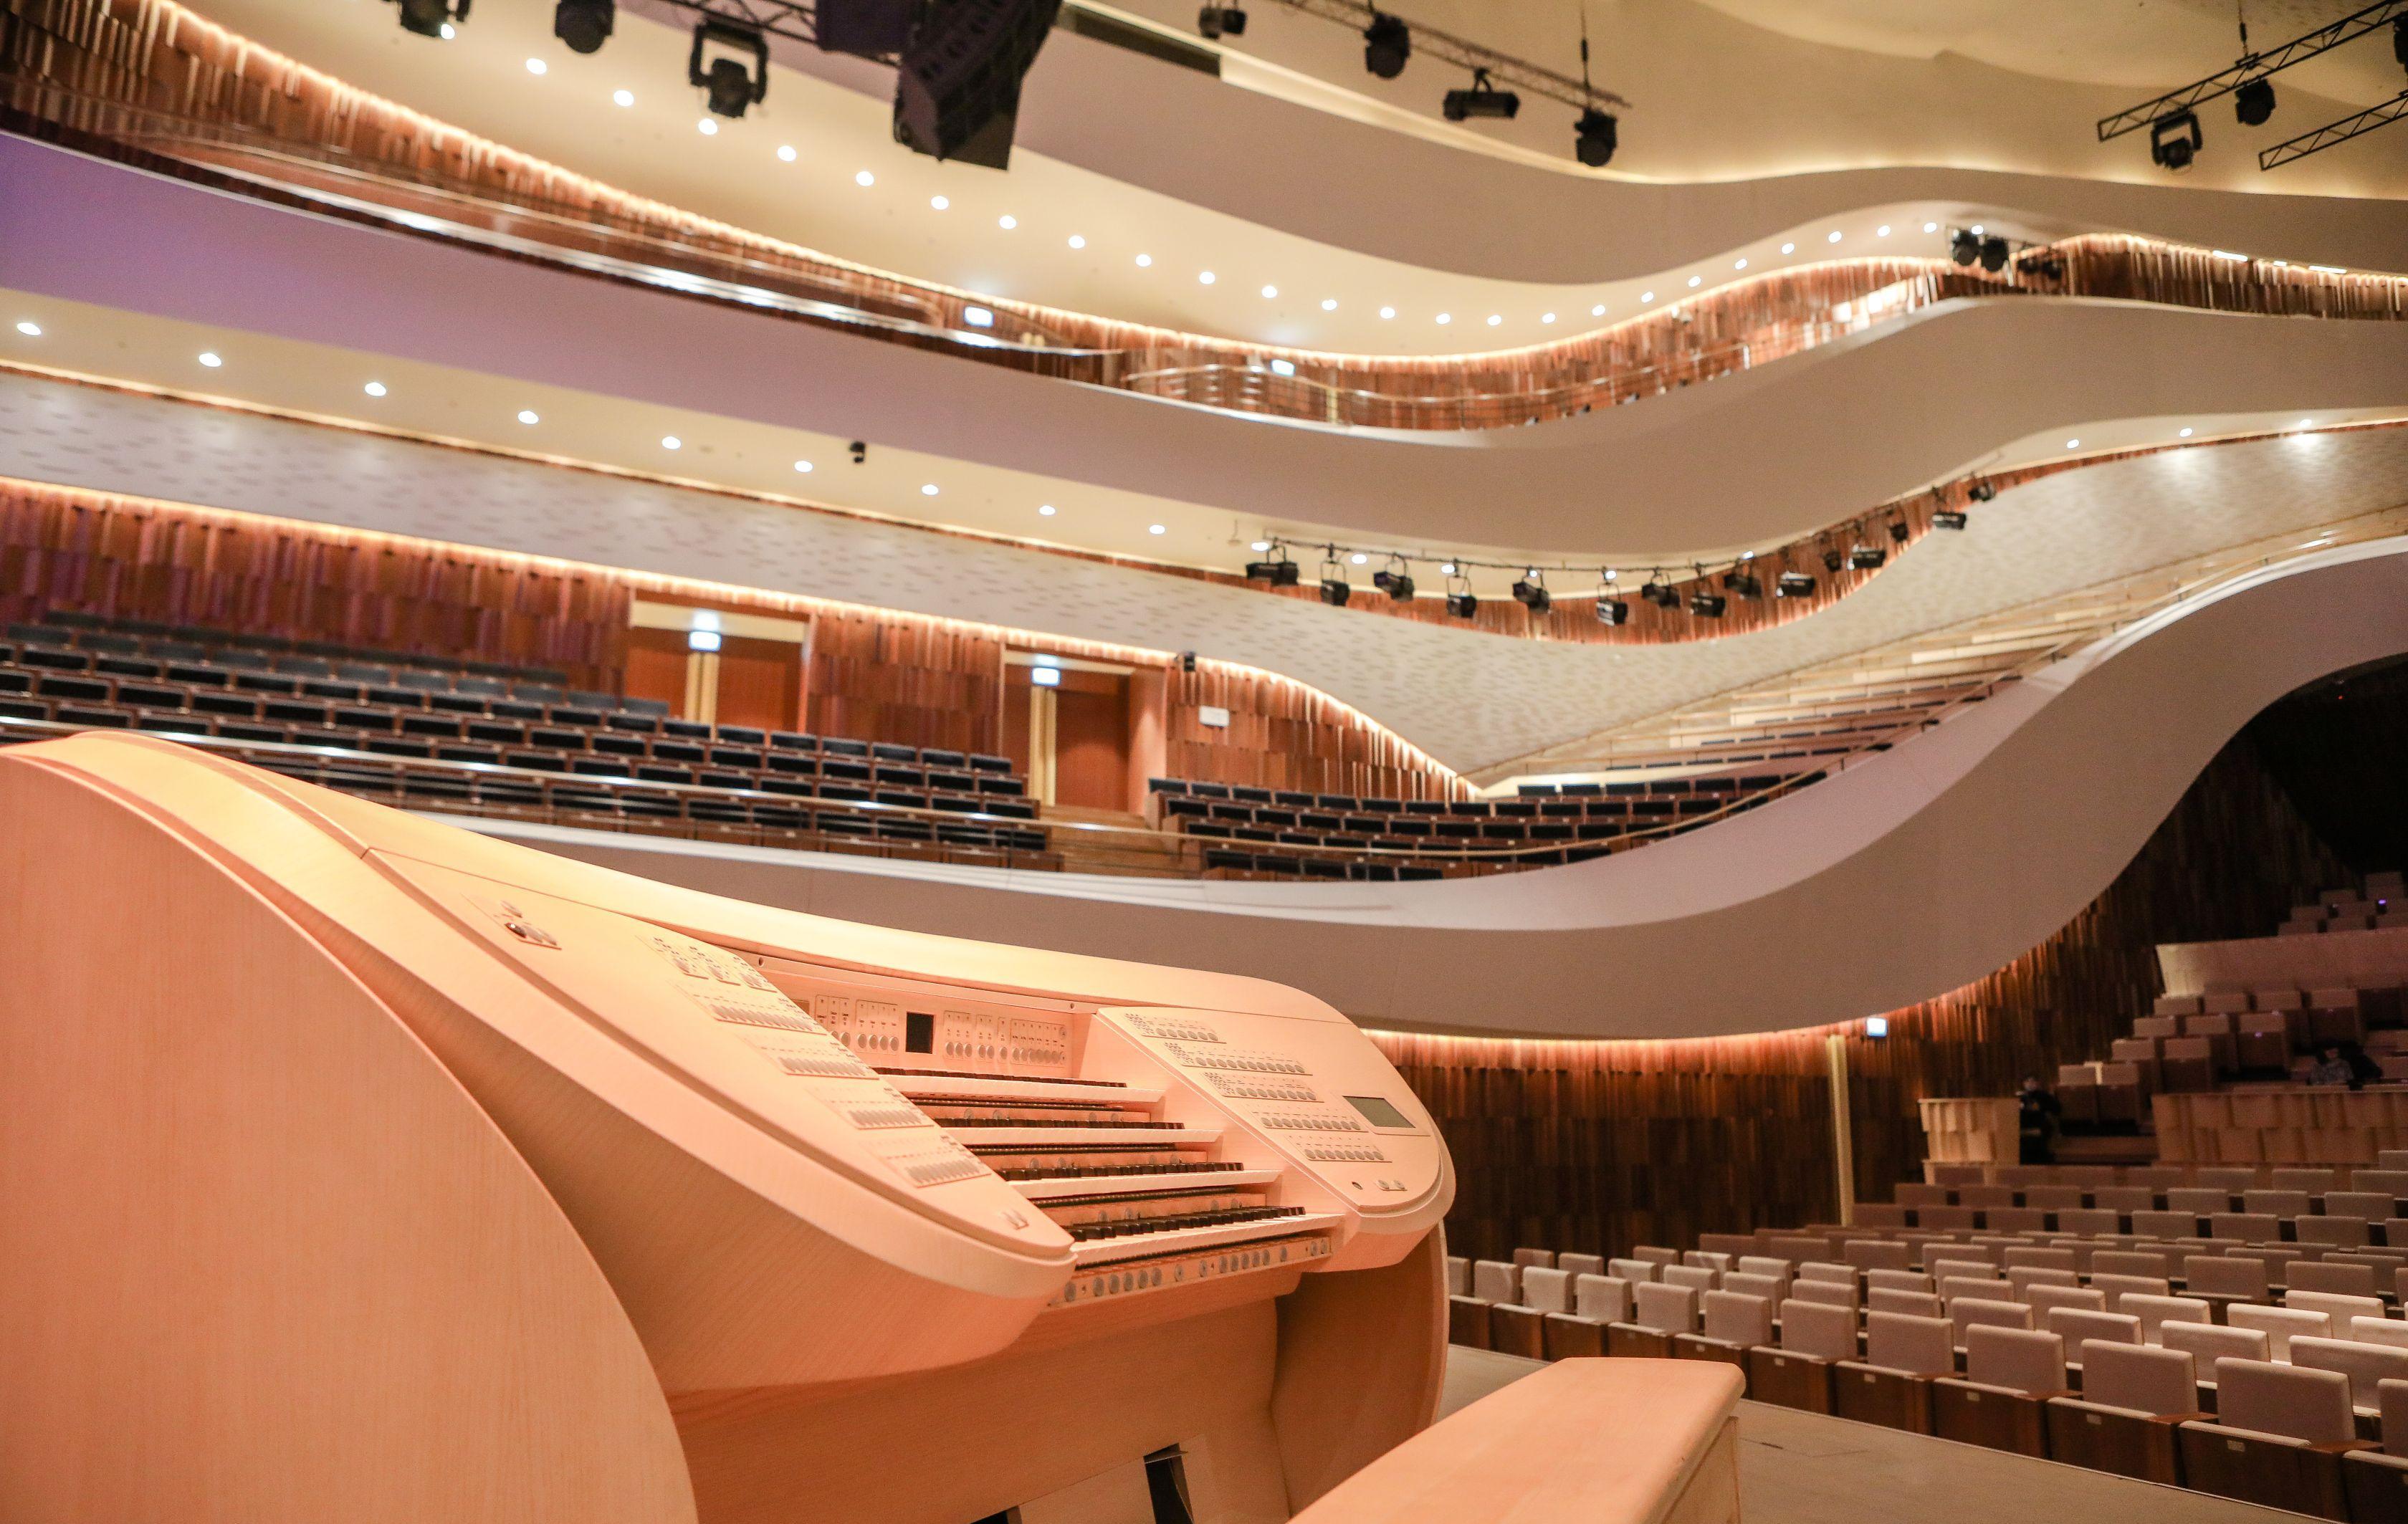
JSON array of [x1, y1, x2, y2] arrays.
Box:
[[1259, 0, 1627, 112], [645, 0, 830, 52], [2260, 89, 2408, 169], [2095, 0, 2408, 141]]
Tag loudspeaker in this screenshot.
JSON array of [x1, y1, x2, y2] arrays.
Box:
[[893, 0, 1062, 168]]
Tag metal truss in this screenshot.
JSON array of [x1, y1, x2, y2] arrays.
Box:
[[2260, 88, 2408, 169], [2096, 0, 2408, 140]]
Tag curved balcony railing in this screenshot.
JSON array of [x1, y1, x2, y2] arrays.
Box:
[[2, 0, 2402, 438]]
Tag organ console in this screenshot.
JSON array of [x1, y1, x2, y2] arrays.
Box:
[[0, 733, 1453, 1524]]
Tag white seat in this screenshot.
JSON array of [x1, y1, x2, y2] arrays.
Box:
[[2289, 1289, 2387, 1328], [1963, 1324, 2067, 1395], [1698, 1290, 1773, 1347], [1949, 1296, 2033, 1343], [2081, 1341, 2199, 1417], [1721, 1271, 1784, 1303], [1661, 1264, 1717, 1293], [1737, 1255, 1793, 1281], [1860, 1311, 1955, 1377], [1796, 1261, 1854, 1286], [1936, 1274, 2009, 1305], [2214, 1358, 2358, 1444], [2183, 1256, 2269, 1301], [1470, 1259, 1520, 1304], [1863, 1268, 1932, 1294], [1572, 1273, 1631, 1324], [1519, 1265, 1572, 1315], [2230, 1303, 2333, 1360], [2160, 1320, 2270, 1373], [1777, 1298, 1858, 1361], [2123, 1293, 2212, 1346], [1607, 1257, 1658, 1284], [2354, 1316, 2408, 1352], [1555, 1252, 1606, 1278], [1684, 1250, 1734, 1273], [1868, 1288, 1942, 1318], [1444, 1255, 1471, 1297], [2090, 1273, 2172, 1310], [2005, 1266, 2080, 1297], [2027, 1283, 2107, 1318], [1631, 1281, 1699, 1335], [1787, 1278, 1858, 1310], [2291, 1336, 2408, 1416]]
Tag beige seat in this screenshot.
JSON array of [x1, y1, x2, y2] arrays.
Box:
[[1924, 1245, 2000, 1272], [1673, 1290, 1773, 1371], [1519, 1266, 1572, 1315], [2130, 1209, 2197, 1240], [2245, 1189, 2315, 1220], [2056, 1207, 2124, 1237], [2231, 1303, 2332, 1358], [2291, 1260, 2381, 1298], [1683, 1250, 1733, 1274], [1511, 1247, 1555, 1270], [1572, 1274, 1632, 1323], [1787, 1278, 1858, 1310], [2089, 1185, 2156, 1215], [2354, 1317, 2408, 1352], [1747, 1298, 1858, 1415], [2045, 1308, 2141, 1369], [2003, 1246, 2079, 1272], [1607, 1280, 1699, 1359], [2091, 1273, 2173, 1310], [2093, 1248, 2174, 1279], [1633, 1245, 1683, 1267], [1932, 1326, 2069, 1456], [1863, 1268, 1931, 1294], [2326, 1192, 2398, 1223], [1471, 1260, 1521, 1305], [2278, 1168, 2344, 1194], [2167, 1187, 2234, 1216], [1949, 1297, 2034, 1345], [2180, 1358, 2369, 1518], [2212, 1212, 2285, 1245], [2184, 1254, 2270, 1306], [1660, 1264, 1718, 1294], [1539, 1273, 1630, 1360], [1853, 1203, 1910, 1231], [1937, 1274, 2010, 1305], [2343, 1378, 2408, 1518], [1490, 1265, 1570, 1359], [2022, 1187, 2086, 1215], [2291, 1289, 2388, 1329], [2300, 1216, 2374, 1250], [2294, 1336, 2408, 1418], [1795, 1261, 1855, 1287], [2123, 1293, 2212, 1346], [1445, 1255, 1471, 1297], [1843, 1239, 1911, 1273], [2027, 1283, 2107, 1318], [1735, 1255, 1793, 1288], [2044, 1341, 2201, 1485], [2353, 1170, 2408, 1197], [2005, 1267, 2080, 1297], [1607, 1257, 1658, 1285], [2161, 1320, 2270, 1381], [1868, 1288, 1943, 1318], [1835, 1311, 1954, 1434], [1721, 1270, 1785, 1304], [1554, 1251, 1607, 1278]]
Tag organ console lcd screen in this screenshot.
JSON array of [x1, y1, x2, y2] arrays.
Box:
[[1344, 1095, 1413, 1128], [904, 1010, 935, 1053]]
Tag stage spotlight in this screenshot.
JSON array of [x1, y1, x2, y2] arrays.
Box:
[[1887, 517, 1910, 545], [1595, 596, 1630, 625], [1850, 543, 1888, 571], [1640, 575, 1678, 608], [1777, 570, 1817, 598], [1820, 545, 1845, 575], [1933, 509, 1969, 530], [1197, 5, 1245, 39], [1721, 568, 1762, 599], [1575, 109, 1618, 166], [393, 0, 467, 38], [2395, 14, 2408, 69], [1372, 561, 1416, 600], [2150, 109, 2201, 171], [1979, 236, 2010, 273], [1319, 578, 1352, 607], [1246, 550, 1300, 586], [1362, 12, 1410, 78], [690, 19, 768, 118], [1443, 69, 1519, 121], [1445, 589, 1478, 618], [1687, 590, 1726, 618], [2235, 76, 2274, 126], [1968, 479, 1997, 502], [1511, 571, 1551, 616], [554, 0, 612, 53], [1949, 228, 1980, 266]]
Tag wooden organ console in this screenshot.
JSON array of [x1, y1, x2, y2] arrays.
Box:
[[0, 734, 1456, 1524]]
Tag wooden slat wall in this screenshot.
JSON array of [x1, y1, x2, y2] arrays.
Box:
[[1377, 738, 2349, 1262], [1165, 665, 1459, 800]]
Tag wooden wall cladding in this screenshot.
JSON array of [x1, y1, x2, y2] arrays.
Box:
[[1378, 739, 2349, 1262], [0, 480, 629, 688], [1165, 666, 1460, 802], [803, 612, 1005, 756]]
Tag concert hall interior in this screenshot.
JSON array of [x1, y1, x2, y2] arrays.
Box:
[[6, 0, 2408, 1520]]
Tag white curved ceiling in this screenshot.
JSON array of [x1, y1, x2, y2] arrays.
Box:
[[6, 360, 2405, 777], [464, 537, 2408, 1038]]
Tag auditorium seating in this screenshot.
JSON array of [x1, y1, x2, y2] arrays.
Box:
[[0, 614, 1049, 865]]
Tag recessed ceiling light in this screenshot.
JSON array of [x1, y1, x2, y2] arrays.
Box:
[[1068, 234, 1086, 249], [13, 320, 39, 337], [1734, 258, 1747, 270], [363, 380, 387, 396], [1435, 312, 1451, 325], [2178, 427, 2194, 438], [962, 305, 995, 327], [661, 435, 682, 450], [697, 119, 717, 135], [929, 195, 947, 209], [1828, 230, 1843, 243], [1686, 275, 1701, 287], [2296, 418, 2313, 428], [778, 145, 796, 162], [1349, 552, 1367, 565], [613, 89, 634, 107], [1971, 224, 1985, 235], [1440, 562, 1457, 575], [517, 409, 540, 424], [1321, 298, 1337, 311], [197, 351, 222, 368], [1640, 291, 1653, 302], [1876, 224, 1891, 236], [854, 170, 875, 186], [1486, 313, 1501, 325], [921, 483, 940, 496], [1780, 241, 1795, 254], [525, 57, 547, 75], [1380, 306, 1396, 319], [1590, 304, 1605, 316], [998, 214, 1016, 229], [1039, 504, 1057, 516], [1251, 539, 1270, 550], [2064, 438, 2080, 449], [1198, 271, 1215, 284], [1541, 312, 1556, 323], [1134, 253, 1152, 267], [1149, 523, 1166, 535], [1922, 220, 1938, 233], [793, 459, 813, 471], [1261, 284, 1278, 298]]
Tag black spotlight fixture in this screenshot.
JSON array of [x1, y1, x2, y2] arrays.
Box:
[[1511, 570, 1552, 616], [1820, 543, 1845, 575], [1318, 550, 1351, 607], [1722, 565, 1762, 599], [1949, 228, 1980, 267], [1575, 108, 1618, 167], [2395, 14, 2408, 70], [1595, 595, 1630, 625], [1445, 588, 1478, 618], [1777, 569, 1818, 598], [1979, 235, 2010, 274], [690, 18, 769, 119], [849, 440, 869, 464], [1246, 547, 1300, 586], [393, 0, 467, 38], [1688, 588, 1727, 619], [1849, 542, 1888, 571], [2150, 109, 2202, 171], [1967, 479, 1997, 502], [554, 0, 612, 53], [1887, 517, 1911, 545], [1640, 572, 1678, 609], [2235, 75, 2275, 127], [1933, 507, 1969, 530], [1372, 557, 1416, 601], [1443, 68, 1520, 121], [1197, 5, 1245, 39], [1362, 11, 1410, 78]]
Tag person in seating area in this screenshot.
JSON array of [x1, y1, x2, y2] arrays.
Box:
[[2308, 1045, 2358, 1087], [2017, 1075, 2060, 1164]]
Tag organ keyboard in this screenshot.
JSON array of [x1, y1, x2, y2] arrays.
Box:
[[0, 733, 1453, 1524]]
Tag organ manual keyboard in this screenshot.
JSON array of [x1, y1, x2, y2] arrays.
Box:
[[0, 734, 1454, 1524]]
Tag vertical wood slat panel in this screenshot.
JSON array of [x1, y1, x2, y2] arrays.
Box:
[[1377, 740, 2348, 1263]]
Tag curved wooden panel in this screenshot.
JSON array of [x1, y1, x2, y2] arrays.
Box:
[[0, 757, 694, 1524]]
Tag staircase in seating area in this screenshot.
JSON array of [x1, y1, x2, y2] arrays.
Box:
[[1040, 805, 1191, 876]]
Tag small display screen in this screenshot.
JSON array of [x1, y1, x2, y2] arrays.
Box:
[[1344, 1095, 1413, 1128], [904, 1010, 935, 1054]]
